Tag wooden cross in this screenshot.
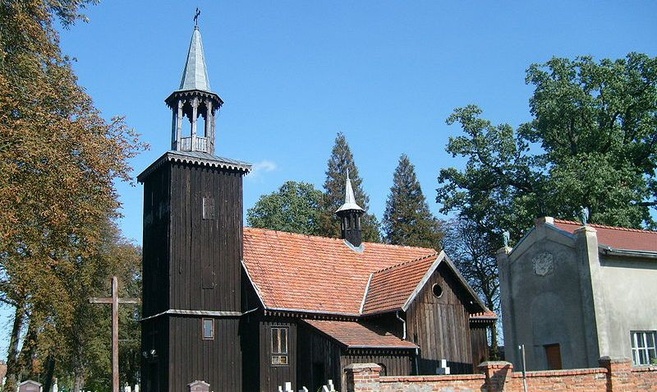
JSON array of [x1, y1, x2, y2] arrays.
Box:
[[90, 276, 139, 392]]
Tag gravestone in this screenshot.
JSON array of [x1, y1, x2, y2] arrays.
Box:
[[188, 380, 210, 392], [19, 380, 42, 392]]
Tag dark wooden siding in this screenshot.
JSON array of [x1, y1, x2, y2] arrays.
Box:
[[298, 323, 413, 392], [240, 312, 260, 392], [168, 162, 243, 312], [259, 320, 297, 392], [142, 163, 172, 317], [141, 316, 243, 392], [141, 317, 169, 392], [470, 325, 490, 368], [140, 159, 245, 392], [167, 316, 242, 392], [406, 263, 473, 374], [297, 323, 343, 392]]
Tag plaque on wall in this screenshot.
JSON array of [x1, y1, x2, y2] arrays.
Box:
[[532, 252, 554, 276]]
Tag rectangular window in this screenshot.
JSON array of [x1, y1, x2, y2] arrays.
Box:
[[202, 318, 214, 340], [631, 331, 657, 365], [202, 197, 215, 220], [271, 327, 289, 365]]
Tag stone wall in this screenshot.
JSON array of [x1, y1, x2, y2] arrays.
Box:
[[344, 358, 657, 392]]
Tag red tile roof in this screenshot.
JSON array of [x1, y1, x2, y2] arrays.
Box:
[[304, 319, 418, 349], [470, 310, 498, 322], [243, 228, 446, 316], [553, 220, 657, 252], [361, 254, 439, 315]]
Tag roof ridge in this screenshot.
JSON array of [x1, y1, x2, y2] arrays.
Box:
[[244, 227, 346, 242], [245, 227, 444, 249], [372, 252, 439, 274], [554, 219, 657, 234]]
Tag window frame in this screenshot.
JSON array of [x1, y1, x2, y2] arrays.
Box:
[[630, 330, 657, 366], [271, 326, 289, 366], [202, 318, 215, 341]]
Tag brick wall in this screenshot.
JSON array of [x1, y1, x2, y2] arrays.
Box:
[[344, 357, 657, 392]]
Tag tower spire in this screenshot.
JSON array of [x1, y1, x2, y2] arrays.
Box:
[[179, 23, 211, 91], [165, 21, 223, 155], [336, 172, 365, 249]]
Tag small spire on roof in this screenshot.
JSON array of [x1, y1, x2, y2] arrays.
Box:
[[336, 171, 365, 249], [336, 171, 364, 213]]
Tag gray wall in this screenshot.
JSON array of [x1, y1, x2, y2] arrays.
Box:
[[498, 220, 598, 370], [593, 253, 657, 360], [499, 218, 657, 370]]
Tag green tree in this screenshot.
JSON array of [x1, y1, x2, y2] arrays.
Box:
[[247, 181, 324, 235], [382, 154, 443, 249], [520, 53, 657, 227], [319, 132, 381, 242], [438, 53, 657, 244], [437, 104, 535, 244], [437, 54, 657, 355], [0, 1, 145, 390]]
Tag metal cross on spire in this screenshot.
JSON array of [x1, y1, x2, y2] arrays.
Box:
[[194, 8, 201, 27]]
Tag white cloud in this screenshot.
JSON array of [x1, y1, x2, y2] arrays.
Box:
[[247, 160, 277, 181]]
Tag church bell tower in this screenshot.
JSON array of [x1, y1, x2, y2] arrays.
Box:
[[138, 22, 250, 392]]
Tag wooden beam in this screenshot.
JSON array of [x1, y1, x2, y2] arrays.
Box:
[[90, 276, 139, 392]]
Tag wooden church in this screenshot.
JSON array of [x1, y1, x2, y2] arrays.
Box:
[[138, 25, 496, 392]]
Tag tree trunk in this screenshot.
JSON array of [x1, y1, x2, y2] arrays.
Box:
[[74, 373, 85, 392], [42, 355, 56, 392], [5, 302, 27, 392], [490, 323, 500, 360]]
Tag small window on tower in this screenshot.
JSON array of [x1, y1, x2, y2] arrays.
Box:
[[202, 318, 214, 340], [203, 197, 215, 220]]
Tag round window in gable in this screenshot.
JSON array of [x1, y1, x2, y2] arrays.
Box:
[[432, 283, 443, 298]]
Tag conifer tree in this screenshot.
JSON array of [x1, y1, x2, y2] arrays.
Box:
[[383, 154, 443, 249], [319, 132, 381, 242]]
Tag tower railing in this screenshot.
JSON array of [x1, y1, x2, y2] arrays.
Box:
[[176, 136, 208, 153]]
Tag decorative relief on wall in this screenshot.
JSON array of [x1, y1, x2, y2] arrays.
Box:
[[532, 252, 554, 276]]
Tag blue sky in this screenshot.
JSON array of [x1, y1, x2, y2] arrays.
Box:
[[2, 1, 657, 358], [62, 1, 657, 243]]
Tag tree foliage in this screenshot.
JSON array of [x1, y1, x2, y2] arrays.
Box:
[[383, 154, 443, 249], [438, 53, 657, 246], [437, 54, 657, 356], [0, 1, 145, 390], [247, 181, 324, 235], [319, 132, 381, 242]]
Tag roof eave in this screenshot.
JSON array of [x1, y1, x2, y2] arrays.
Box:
[[137, 151, 251, 183], [263, 307, 361, 319], [346, 344, 418, 350], [401, 252, 443, 312], [165, 89, 223, 109], [441, 253, 491, 314], [600, 246, 657, 259]]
